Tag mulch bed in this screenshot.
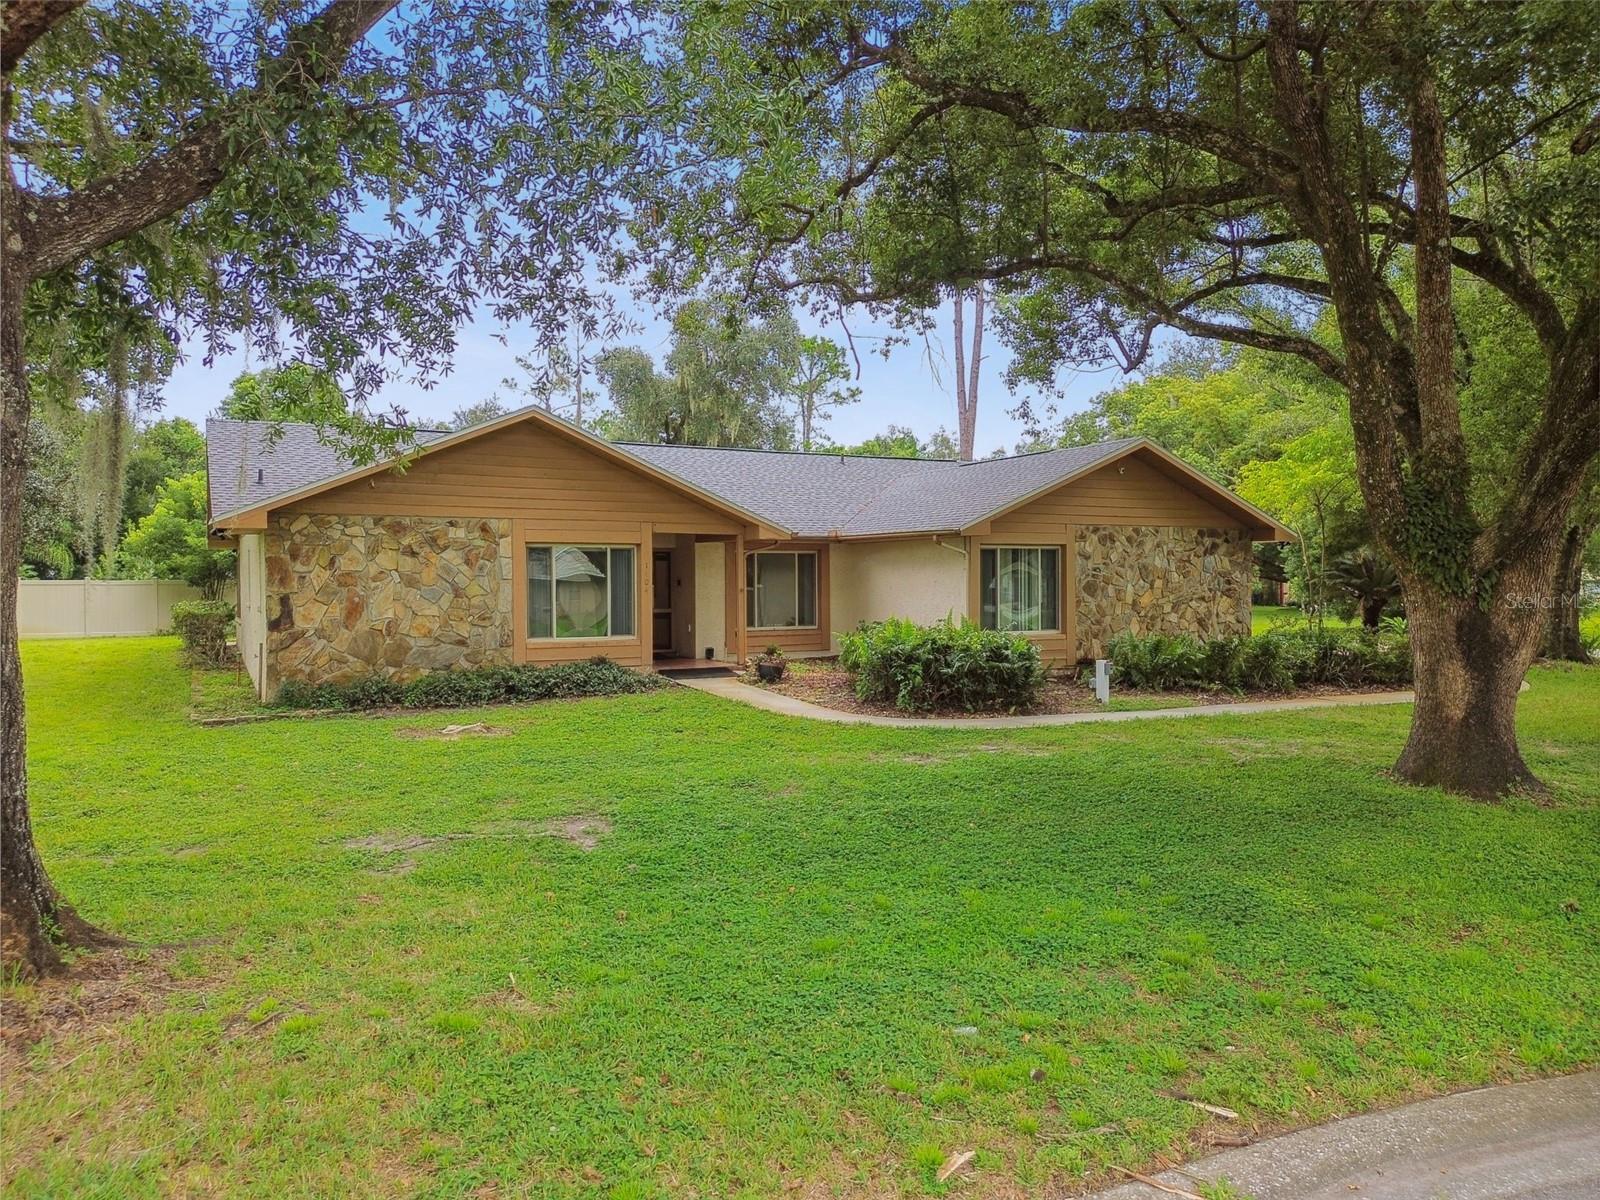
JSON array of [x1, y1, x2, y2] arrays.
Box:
[[747, 658, 1405, 720]]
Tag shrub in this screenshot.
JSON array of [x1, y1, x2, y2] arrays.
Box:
[[1102, 632, 1205, 689], [271, 658, 666, 711], [170, 599, 234, 665], [1106, 626, 1412, 693], [838, 617, 1046, 713], [1235, 631, 1295, 691]]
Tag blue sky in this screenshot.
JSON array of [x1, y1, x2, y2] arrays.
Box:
[[159, 297, 1129, 452]]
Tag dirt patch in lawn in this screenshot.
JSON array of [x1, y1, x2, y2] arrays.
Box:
[[1207, 736, 1305, 764], [343, 814, 613, 871], [887, 744, 1058, 767], [536, 814, 612, 850], [396, 722, 511, 741], [345, 833, 447, 855]]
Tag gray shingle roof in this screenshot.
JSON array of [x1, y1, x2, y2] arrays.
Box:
[[206, 419, 451, 521], [620, 442, 951, 537], [841, 440, 1143, 535], [623, 439, 1141, 536], [206, 411, 1154, 536]]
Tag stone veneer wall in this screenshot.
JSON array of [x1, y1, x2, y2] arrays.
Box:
[[265, 514, 512, 691], [1075, 525, 1253, 659]]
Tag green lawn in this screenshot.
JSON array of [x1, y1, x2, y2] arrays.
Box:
[[6, 638, 1599, 1198], [1250, 604, 1358, 634]]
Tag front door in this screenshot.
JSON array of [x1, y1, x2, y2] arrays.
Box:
[[652, 550, 673, 655]]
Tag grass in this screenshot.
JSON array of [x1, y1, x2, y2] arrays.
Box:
[[187, 658, 266, 719], [5, 637, 1598, 1198], [1250, 604, 1358, 634]]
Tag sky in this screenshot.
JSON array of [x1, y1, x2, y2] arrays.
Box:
[[141, 4, 1142, 455], [157, 296, 1133, 454]]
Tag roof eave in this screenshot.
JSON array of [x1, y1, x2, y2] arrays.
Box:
[[830, 527, 965, 541]]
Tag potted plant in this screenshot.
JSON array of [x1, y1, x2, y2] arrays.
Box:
[[753, 644, 787, 683]]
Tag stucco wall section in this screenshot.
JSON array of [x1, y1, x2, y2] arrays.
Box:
[[1075, 525, 1252, 658], [264, 514, 512, 692], [831, 539, 969, 650], [694, 540, 728, 660], [237, 532, 267, 694]]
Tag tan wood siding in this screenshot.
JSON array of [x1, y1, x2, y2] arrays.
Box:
[[988, 455, 1242, 537], [745, 542, 831, 655], [731, 533, 748, 661], [283, 421, 744, 536]]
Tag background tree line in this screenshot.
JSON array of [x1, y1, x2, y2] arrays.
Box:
[[20, 408, 219, 587]]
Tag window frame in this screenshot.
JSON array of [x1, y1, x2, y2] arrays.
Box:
[[746, 550, 820, 631], [979, 545, 1062, 634], [525, 544, 637, 641]]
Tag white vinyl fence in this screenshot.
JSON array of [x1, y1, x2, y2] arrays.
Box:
[[18, 579, 235, 639]]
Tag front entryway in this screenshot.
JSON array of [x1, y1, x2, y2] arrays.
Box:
[[652, 531, 738, 664]]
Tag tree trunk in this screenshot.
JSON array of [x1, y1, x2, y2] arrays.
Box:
[[0, 243, 118, 978], [963, 283, 983, 461], [1361, 595, 1384, 628], [97, 385, 129, 567], [1542, 523, 1591, 662], [950, 284, 984, 462], [1393, 573, 1547, 798], [951, 286, 969, 460]]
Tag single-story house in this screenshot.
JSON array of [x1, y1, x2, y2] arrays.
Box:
[[206, 407, 1290, 699]]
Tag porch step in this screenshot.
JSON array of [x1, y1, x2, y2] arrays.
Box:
[[656, 664, 737, 679]]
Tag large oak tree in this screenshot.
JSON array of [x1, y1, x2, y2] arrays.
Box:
[[635, 0, 1600, 797]]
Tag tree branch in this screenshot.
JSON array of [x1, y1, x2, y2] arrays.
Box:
[[0, 0, 84, 75], [1174, 269, 1332, 307], [1157, 2, 1266, 63], [20, 0, 396, 280], [1370, 195, 1568, 348], [1489, 298, 1600, 564], [1264, 0, 1413, 530], [880, 39, 1298, 185], [778, 253, 1349, 383], [1575, 108, 1600, 155]]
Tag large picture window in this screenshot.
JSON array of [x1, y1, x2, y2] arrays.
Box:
[[746, 551, 818, 629], [527, 545, 635, 639], [980, 546, 1060, 633]]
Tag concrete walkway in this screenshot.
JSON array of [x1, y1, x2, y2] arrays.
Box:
[[1088, 1071, 1600, 1200], [672, 674, 1414, 729]]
